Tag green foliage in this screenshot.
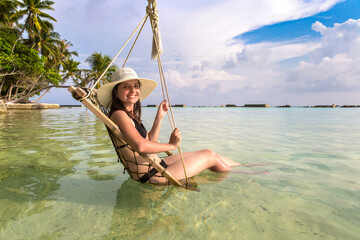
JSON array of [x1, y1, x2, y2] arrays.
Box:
[[0, 36, 14, 72], [0, 31, 45, 76], [43, 67, 61, 85], [0, 1, 66, 102], [0, 0, 19, 28], [0, 29, 61, 100]]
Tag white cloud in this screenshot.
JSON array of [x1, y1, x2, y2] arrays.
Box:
[[53, 0, 343, 65], [46, 0, 360, 106], [310, 19, 360, 61], [286, 19, 360, 93], [152, 0, 345, 104], [165, 70, 188, 88]]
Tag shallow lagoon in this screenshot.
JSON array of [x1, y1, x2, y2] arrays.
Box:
[[0, 107, 359, 239]]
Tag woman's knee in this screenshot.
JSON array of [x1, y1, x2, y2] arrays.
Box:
[[199, 149, 222, 165], [200, 149, 217, 157]]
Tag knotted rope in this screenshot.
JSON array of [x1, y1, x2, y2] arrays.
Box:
[[146, 0, 163, 59]]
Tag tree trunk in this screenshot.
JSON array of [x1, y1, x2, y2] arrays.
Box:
[[31, 88, 51, 103], [11, 15, 28, 53], [13, 80, 20, 99], [7, 85, 13, 100], [28, 82, 36, 94], [0, 71, 17, 78], [10, 85, 72, 103], [14, 87, 19, 99], [0, 82, 3, 97]]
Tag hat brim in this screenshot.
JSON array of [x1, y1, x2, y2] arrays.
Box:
[[97, 77, 157, 107]]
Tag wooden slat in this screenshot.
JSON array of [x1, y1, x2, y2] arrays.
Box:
[[68, 86, 182, 187]]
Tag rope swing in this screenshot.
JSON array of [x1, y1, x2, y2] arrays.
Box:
[[147, 0, 190, 186], [90, 0, 190, 187]]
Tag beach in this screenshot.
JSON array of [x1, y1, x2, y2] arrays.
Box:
[[0, 107, 359, 239]]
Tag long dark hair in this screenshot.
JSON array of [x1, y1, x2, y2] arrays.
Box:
[[109, 82, 142, 123]]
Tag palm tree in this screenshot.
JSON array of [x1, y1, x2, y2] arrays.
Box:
[[32, 30, 59, 56], [57, 39, 78, 69], [62, 59, 81, 85], [85, 52, 117, 88], [10, 0, 57, 51], [0, 0, 20, 28]]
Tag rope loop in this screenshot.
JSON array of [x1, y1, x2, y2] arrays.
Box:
[[147, 0, 159, 23], [72, 87, 100, 108], [72, 87, 91, 101]]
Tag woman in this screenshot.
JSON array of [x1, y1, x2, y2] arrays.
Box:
[[97, 68, 239, 184]]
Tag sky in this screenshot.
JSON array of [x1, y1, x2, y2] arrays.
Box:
[[38, 0, 360, 106]]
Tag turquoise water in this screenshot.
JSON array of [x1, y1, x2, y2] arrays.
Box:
[[0, 107, 359, 239]]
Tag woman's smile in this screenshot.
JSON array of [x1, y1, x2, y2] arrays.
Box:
[[127, 93, 138, 100]]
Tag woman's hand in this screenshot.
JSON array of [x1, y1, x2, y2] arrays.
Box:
[[169, 128, 182, 149], [148, 100, 169, 142], [157, 99, 169, 119]]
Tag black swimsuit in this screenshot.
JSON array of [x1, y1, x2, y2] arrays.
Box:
[[132, 119, 169, 183], [133, 119, 147, 138]]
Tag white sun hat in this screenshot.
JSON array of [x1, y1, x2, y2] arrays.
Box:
[[97, 68, 157, 107]]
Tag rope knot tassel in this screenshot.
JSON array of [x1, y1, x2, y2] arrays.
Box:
[[147, 0, 163, 59]]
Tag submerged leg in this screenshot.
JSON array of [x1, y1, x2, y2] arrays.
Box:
[[163, 149, 232, 181], [219, 156, 241, 167], [240, 163, 271, 167], [230, 170, 270, 175]]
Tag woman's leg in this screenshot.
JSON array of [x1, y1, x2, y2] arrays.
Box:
[[164, 150, 240, 167], [162, 151, 200, 165], [164, 149, 232, 181]]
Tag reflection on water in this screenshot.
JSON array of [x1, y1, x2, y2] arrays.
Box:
[[105, 179, 184, 239], [0, 108, 360, 239]]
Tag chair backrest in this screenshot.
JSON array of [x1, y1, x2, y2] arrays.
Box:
[[105, 125, 153, 181]]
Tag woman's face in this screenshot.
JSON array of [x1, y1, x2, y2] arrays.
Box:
[[116, 80, 141, 107]]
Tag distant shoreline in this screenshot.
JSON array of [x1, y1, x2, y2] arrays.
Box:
[[1, 102, 359, 113]]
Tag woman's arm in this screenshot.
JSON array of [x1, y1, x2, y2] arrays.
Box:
[[148, 100, 168, 142], [111, 110, 181, 154]]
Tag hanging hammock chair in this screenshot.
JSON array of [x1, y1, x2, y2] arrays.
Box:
[[68, 0, 192, 189]]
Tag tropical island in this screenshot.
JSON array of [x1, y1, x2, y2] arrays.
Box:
[[0, 0, 117, 112]]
